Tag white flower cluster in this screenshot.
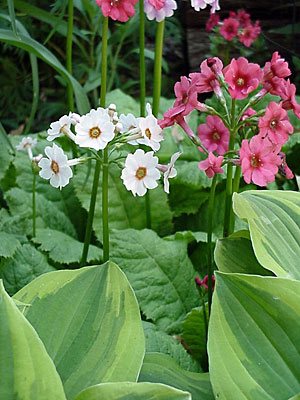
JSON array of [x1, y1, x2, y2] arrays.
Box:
[[17, 103, 180, 194]]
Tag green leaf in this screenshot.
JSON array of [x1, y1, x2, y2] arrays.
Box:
[[139, 353, 214, 400], [214, 231, 273, 275], [72, 382, 191, 400], [233, 190, 300, 279], [143, 321, 202, 373], [14, 262, 145, 400], [181, 307, 208, 370], [0, 280, 66, 399], [208, 272, 300, 399], [5, 188, 76, 237], [32, 228, 102, 264], [110, 229, 199, 334], [0, 28, 90, 114], [290, 395, 300, 400], [106, 89, 139, 115], [0, 244, 55, 296], [0, 124, 13, 180], [73, 162, 173, 240], [0, 231, 21, 258]]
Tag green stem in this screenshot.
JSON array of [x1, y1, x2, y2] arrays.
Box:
[[81, 18, 109, 266], [32, 169, 36, 238], [24, 54, 39, 136], [102, 148, 109, 262], [200, 291, 209, 371], [152, 20, 165, 117], [207, 174, 217, 315], [145, 190, 151, 228], [229, 165, 241, 234], [139, 0, 146, 117], [66, 0, 74, 112], [223, 99, 236, 238]]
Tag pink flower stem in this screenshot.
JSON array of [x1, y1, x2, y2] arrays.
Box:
[[207, 174, 217, 315]]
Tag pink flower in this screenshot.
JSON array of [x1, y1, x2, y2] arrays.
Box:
[[263, 52, 291, 83], [237, 10, 251, 27], [197, 115, 229, 155], [258, 102, 293, 145], [278, 152, 294, 179], [189, 57, 223, 96], [220, 18, 239, 41], [238, 21, 260, 47], [241, 107, 256, 126], [144, 0, 177, 21], [263, 76, 287, 97], [198, 152, 224, 178], [278, 79, 300, 119], [224, 57, 263, 100], [95, 0, 138, 21], [206, 13, 220, 31], [240, 135, 281, 186], [173, 76, 199, 117], [195, 275, 215, 291]]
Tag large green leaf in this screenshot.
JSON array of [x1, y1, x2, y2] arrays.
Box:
[[208, 272, 300, 399], [72, 382, 191, 400], [32, 228, 102, 264], [0, 280, 66, 399], [14, 262, 145, 400], [139, 353, 214, 400], [0, 243, 55, 296], [73, 162, 173, 240], [143, 321, 202, 373], [0, 231, 20, 258], [233, 190, 300, 279], [214, 230, 273, 275], [110, 229, 199, 334], [0, 29, 90, 114]]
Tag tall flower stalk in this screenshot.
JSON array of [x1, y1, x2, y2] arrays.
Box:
[[152, 20, 165, 116], [66, 0, 74, 112]]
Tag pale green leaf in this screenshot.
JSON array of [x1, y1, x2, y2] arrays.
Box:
[[233, 190, 300, 279], [143, 321, 202, 373], [139, 353, 214, 400], [110, 229, 199, 334], [0, 280, 66, 399], [14, 262, 145, 400], [0, 244, 55, 296], [72, 382, 191, 400], [106, 89, 139, 115], [208, 272, 300, 399], [32, 228, 102, 264]]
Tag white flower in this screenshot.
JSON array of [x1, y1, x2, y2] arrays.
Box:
[[38, 143, 73, 189], [138, 110, 164, 151], [47, 114, 76, 142], [16, 136, 37, 160], [121, 149, 160, 197], [190, 0, 220, 12], [75, 108, 114, 151], [119, 113, 139, 133], [160, 152, 181, 194]]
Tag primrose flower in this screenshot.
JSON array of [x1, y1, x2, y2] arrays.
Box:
[[239, 135, 281, 186], [121, 149, 160, 196], [75, 108, 114, 151], [278, 80, 300, 119], [16, 136, 37, 160], [258, 102, 293, 145], [238, 21, 261, 47], [119, 113, 139, 133], [197, 115, 229, 155], [47, 114, 77, 142], [224, 57, 263, 100], [219, 17, 239, 41], [138, 113, 164, 151], [191, 0, 220, 12], [195, 275, 215, 291], [278, 152, 294, 179], [206, 13, 220, 31], [237, 10, 251, 27], [173, 76, 200, 116], [158, 152, 181, 193], [190, 57, 223, 96], [263, 52, 291, 83], [144, 0, 177, 22], [38, 143, 73, 189], [198, 152, 224, 178], [95, 0, 138, 22]]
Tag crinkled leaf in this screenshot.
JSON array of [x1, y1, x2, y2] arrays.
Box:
[[0, 231, 21, 258], [5, 187, 76, 237], [143, 321, 201, 373], [139, 353, 214, 400], [233, 190, 300, 279], [214, 230, 273, 276], [14, 262, 145, 400], [73, 382, 191, 400], [32, 228, 102, 264], [0, 281, 66, 399], [110, 228, 199, 334], [0, 127, 13, 181], [73, 162, 173, 241], [0, 243, 55, 296], [208, 272, 300, 399]]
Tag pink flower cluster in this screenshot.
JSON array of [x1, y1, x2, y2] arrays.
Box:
[[195, 275, 216, 291], [207, 9, 261, 47], [95, 0, 138, 22], [159, 52, 298, 186]]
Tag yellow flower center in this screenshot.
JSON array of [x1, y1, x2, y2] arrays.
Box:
[[145, 128, 152, 139], [250, 155, 262, 168], [51, 160, 60, 174], [212, 131, 220, 141], [236, 77, 245, 87], [270, 119, 277, 130], [135, 167, 147, 180], [89, 126, 101, 138]]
